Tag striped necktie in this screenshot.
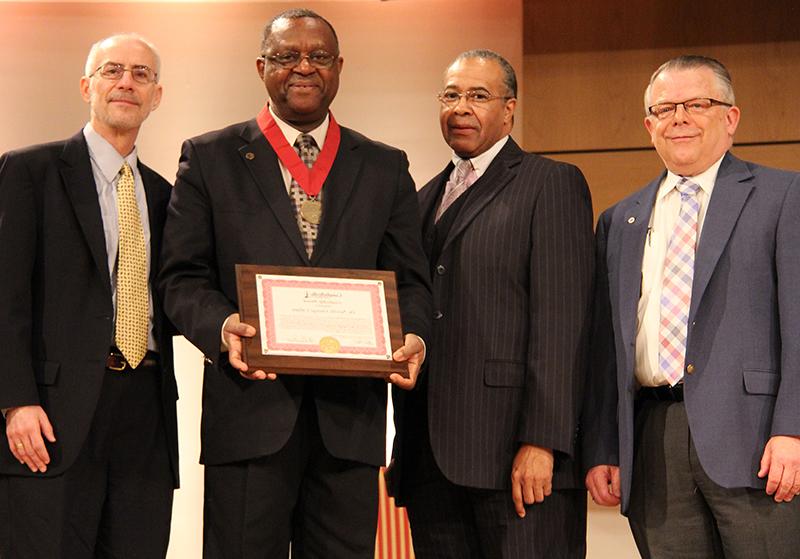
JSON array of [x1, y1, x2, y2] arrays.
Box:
[[435, 158, 478, 223]]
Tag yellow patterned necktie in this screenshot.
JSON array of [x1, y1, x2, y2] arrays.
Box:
[[115, 162, 148, 368]]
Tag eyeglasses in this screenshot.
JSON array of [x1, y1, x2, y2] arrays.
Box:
[[262, 51, 338, 69], [437, 89, 513, 108], [89, 62, 158, 84], [648, 97, 732, 120]]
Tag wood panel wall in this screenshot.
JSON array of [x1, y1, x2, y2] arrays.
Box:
[[520, 0, 800, 217]]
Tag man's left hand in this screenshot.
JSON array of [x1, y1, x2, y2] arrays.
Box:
[[389, 334, 425, 390], [758, 435, 800, 502], [511, 444, 554, 518]]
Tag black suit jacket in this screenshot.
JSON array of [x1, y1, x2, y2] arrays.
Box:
[[392, 139, 594, 498], [158, 118, 431, 467], [0, 131, 179, 485]]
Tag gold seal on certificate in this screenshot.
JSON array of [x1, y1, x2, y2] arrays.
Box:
[[235, 265, 407, 378], [319, 336, 341, 354], [300, 199, 322, 224]]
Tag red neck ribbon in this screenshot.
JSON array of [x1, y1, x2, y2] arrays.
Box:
[[257, 104, 341, 197]]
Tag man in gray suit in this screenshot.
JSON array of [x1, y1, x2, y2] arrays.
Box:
[[391, 50, 594, 558], [584, 55, 800, 558]]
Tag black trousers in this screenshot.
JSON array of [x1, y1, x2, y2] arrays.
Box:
[[403, 416, 586, 559], [0, 363, 174, 559], [202, 397, 379, 559], [629, 400, 800, 559]]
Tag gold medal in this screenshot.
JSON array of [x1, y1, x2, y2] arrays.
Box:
[[300, 199, 322, 224], [319, 336, 341, 354]]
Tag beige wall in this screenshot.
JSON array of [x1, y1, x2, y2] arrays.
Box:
[[0, 0, 523, 187]]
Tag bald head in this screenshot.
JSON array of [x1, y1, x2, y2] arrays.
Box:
[[84, 33, 161, 81]]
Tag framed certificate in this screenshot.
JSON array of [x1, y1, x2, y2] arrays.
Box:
[[235, 264, 407, 378]]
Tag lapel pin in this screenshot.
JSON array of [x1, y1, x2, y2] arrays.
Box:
[[245, 152, 255, 160], [627, 216, 636, 224]]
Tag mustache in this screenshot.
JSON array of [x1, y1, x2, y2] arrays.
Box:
[[107, 93, 140, 104]]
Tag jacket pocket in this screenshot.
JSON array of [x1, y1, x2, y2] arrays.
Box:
[[484, 360, 525, 387], [34, 361, 60, 386], [743, 369, 779, 396]]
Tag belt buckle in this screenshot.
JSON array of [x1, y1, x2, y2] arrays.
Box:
[[106, 352, 128, 372]]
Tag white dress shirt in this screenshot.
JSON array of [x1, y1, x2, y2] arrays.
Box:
[[450, 135, 509, 179], [635, 154, 725, 387]]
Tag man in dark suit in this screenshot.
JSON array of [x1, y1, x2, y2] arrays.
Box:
[[158, 9, 431, 559], [0, 34, 178, 558], [390, 50, 594, 558], [584, 55, 800, 558]]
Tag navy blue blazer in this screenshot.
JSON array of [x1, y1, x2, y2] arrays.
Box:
[[583, 152, 800, 514]]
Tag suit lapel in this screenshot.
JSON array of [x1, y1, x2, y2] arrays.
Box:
[[419, 166, 451, 222], [238, 120, 309, 263], [60, 131, 112, 294], [689, 153, 754, 321], [440, 138, 523, 255], [140, 163, 167, 286], [418, 167, 450, 255], [617, 176, 661, 357], [311, 128, 361, 264]]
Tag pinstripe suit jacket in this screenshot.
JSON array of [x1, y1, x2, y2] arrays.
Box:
[[393, 138, 594, 494]]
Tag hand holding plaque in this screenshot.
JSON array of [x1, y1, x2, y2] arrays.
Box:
[[235, 265, 409, 379]]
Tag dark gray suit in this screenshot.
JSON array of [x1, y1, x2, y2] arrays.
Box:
[[584, 152, 800, 556], [392, 138, 594, 558]]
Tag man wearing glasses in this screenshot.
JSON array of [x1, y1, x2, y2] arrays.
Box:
[[158, 8, 431, 558], [0, 34, 178, 557], [584, 55, 800, 557], [390, 50, 594, 558]]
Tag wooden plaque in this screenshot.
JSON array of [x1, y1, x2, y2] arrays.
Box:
[[235, 264, 407, 378]]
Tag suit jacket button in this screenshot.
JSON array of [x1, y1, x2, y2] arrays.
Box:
[[436, 264, 446, 275], [686, 364, 695, 374], [434, 311, 443, 320]]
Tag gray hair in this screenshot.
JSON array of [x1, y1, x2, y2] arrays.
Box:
[[451, 49, 517, 98], [644, 55, 734, 114], [260, 8, 339, 54], [84, 33, 162, 82]]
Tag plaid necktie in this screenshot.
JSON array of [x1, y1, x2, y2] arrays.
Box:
[[289, 134, 321, 258], [435, 158, 478, 223], [659, 178, 701, 386], [115, 162, 149, 368]]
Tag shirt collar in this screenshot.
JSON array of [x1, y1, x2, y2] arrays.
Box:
[[450, 135, 509, 179], [659, 153, 725, 201], [268, 104, 329, 151], [83, 123, 138, 182]]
